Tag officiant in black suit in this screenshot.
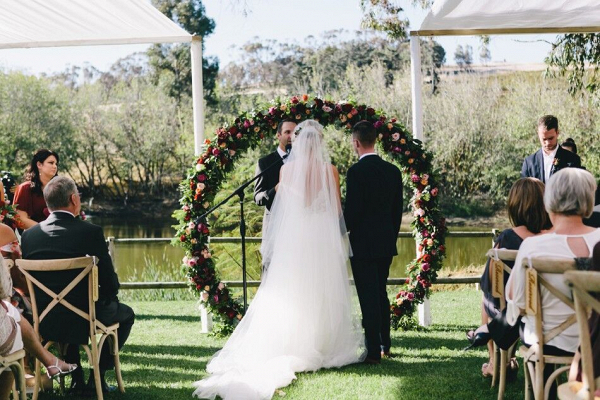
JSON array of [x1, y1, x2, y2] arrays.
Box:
[[344, 121, 403, 364], [521, 115, 581, 183], [254, 119, 296, 240], [21, 176, 134, 393]]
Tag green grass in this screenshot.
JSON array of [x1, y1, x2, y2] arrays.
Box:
[[39, 289, 525, 400]]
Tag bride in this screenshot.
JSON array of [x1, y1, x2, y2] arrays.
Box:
[[193, 120, 366, 399]]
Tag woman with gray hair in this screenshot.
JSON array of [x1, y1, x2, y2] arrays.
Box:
[[505, 168, 599, 398]]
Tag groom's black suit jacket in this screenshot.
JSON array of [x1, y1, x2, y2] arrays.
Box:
[[21, 212, 120, 343], [520, 146, 581, 183], [344, 155, 403, 259], [254, 150, 284, 211]]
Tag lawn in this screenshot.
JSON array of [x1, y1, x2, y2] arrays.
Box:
[[39, 289, 525, 400]]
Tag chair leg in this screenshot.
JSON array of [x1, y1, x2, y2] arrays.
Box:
[[491, 343, 500, 387], [497, 349, 508, 400], [544, 365, 570, 400], [111, 333, 125, 393], [31, 357, 42, 400], [535, 360, 545, 400], [524, 361, 533, 400]]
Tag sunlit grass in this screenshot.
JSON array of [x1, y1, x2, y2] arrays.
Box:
[[37, 289, 525, 400]]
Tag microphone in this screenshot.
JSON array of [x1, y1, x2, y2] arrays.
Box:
[[283, 144, 292, 159]]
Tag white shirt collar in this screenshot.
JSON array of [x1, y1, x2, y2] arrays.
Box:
[[542, 147, 559, 182], [52, 210, 75, 217], [359, 152, 378, 160]]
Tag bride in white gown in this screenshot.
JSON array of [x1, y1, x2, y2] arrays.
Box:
[[193, 120, 366, 400]]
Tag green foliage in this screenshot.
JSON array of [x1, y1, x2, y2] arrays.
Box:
[[0, 72, 76, 172], [545, 34, 600, 96], [149, 0, 219, 105]]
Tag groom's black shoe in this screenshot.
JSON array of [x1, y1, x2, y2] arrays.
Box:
[[87, 369, 117, 394], [68, 367, 88, 395], [363, 357, 381, 365]]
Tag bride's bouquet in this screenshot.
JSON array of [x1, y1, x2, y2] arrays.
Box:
[[0, 202, 24, 230]]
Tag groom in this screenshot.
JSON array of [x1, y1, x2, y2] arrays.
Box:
[[344, 121, 403, 364]]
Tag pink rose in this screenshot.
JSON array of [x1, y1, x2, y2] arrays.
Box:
[[431, 188, 439, 196], [392, 133, 400, 141], [411, 174, 420, 183], [421, 263, 430, 272], [407, 292, 415, 300], [374, 121, 383, 129]]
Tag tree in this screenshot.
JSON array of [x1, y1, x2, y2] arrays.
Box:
[[479, 36, 491, 65], [148, 0, 219, 105], [463, 45, 473, 69], [454, 45, 465, 68], [545, 33, 600, 96]]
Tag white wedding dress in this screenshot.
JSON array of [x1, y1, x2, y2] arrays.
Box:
[[193, 120, 365, 400]]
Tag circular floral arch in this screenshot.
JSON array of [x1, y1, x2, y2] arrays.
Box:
[[174, 95, 447, 332]]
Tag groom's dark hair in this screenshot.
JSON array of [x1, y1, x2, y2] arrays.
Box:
[[276, 119, 296, 134], [352, 121, 377, 146]]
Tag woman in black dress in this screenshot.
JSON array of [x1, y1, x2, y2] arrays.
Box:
[[475, 178, 550, 377]]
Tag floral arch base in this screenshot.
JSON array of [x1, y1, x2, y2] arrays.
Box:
[[173, 95, 447, 333]]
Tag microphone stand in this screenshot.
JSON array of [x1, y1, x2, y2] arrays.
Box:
[[199, 150, 289, 314]]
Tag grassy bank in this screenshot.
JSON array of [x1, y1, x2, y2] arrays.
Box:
[[38, 289, 526, 400]]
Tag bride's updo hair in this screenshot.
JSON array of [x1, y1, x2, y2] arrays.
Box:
[[293, 120, 324, 140]]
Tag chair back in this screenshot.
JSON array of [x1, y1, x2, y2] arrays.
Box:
[[564, 270, 600, 399], [16, 257, 100, 343], [486, 248, 518, 311], [522, 257, 577, 352]]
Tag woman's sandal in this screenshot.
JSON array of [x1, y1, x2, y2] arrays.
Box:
[[46, 357, 78, 380], [506, 358, 519, 383]]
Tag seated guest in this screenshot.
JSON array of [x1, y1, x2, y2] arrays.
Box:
[[583, 183, 600, 228], [560, 138, 578, 154], [506, 168, 599, 399], [567, 241, 600, 397], [1, 258, 76, 400], [21, 176, 134, 394], [473, 177, 550, 377], [13, 149, 59, 230]]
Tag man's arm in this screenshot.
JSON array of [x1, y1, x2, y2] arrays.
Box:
[[91, 225, 120, 301], [391, 168, 403, 236], [344, 167, 361, 232], [253, 158, 276, 210], [520, 157, 529, 178]]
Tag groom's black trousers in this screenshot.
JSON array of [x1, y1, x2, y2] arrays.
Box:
[[351, 257, 392, 360]]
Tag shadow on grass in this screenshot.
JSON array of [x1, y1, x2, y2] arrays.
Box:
[[134, 313, 200, 323]]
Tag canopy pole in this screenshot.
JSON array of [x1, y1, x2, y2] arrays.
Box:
[[191, 35, 205, 156], [410, 35, 424, 142]]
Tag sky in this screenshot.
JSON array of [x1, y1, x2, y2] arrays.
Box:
[[0, 0, 557, 76]]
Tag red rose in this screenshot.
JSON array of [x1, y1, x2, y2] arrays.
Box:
[[393, 308, 402, 316], [212, 148, 220, 156], [198, 174, 206, 182], [179, 235, 186, 242], [291, 96, 299, 104]]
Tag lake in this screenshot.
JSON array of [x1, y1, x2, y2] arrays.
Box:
[[91, 216, 500, 283]]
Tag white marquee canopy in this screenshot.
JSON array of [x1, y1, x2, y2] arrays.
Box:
[[0, 0, 205, 154], [409, 0, 600, 142]]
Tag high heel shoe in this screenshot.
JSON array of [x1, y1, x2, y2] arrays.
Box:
[[463, 330, 491, 351], [46, 357, 78, 380]]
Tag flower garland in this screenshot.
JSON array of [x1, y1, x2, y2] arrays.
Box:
[[0, 203, 24, 230], [173, 95, 447, 332]]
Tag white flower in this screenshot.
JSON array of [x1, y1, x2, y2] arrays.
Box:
[[322, 105, 332, 112], [392, 133, 400, 141]]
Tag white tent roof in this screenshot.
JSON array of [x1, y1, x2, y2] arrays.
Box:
[[414, 0, 600, 36], [0, 0, 192, 49]]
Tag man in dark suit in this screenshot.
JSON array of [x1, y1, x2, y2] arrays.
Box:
[[344, 121, 403, 364], [254, 119, 296, 257], [521, 115, 581, 183], [21, 176, 134, 393]]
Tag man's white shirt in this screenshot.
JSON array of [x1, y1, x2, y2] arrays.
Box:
[[277, 147, 288, 164], [542, 147, 558, 183]]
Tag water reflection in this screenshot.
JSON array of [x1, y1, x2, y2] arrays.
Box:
[[91, 216, 499, 282]]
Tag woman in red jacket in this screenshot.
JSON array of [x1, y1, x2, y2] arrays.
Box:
[[13, 149, 59, 229]]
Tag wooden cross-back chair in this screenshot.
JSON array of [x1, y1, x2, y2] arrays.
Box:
[[558, 270, 600, 400], [521, 256, 577, 400], [2, 258, 26, 400], [486, 248, 519, 400], [16, 256, 124, 400]]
